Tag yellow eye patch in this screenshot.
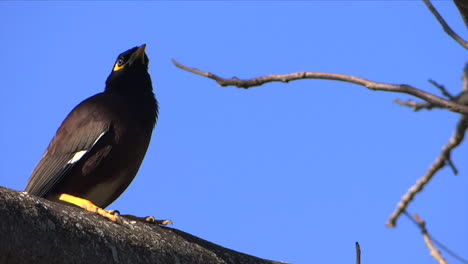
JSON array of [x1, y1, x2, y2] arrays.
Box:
[[113, 59, 126, 72]]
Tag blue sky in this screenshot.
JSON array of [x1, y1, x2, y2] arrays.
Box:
[[1, 1, 467, 264]]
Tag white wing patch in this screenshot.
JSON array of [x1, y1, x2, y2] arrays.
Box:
[[67, 150, 87, 164], [66, 130, 107, 165]]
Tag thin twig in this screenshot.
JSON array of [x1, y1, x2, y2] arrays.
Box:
[[393, 79, 453, 111], [462, 63, 468, 93], [403, 211, 468, 264], [394, 98, 436, 111], [423, 0, 468, 50], [387, 115, 468, 227], [172, 59, 468, 228], [454, 64, 468, 105], [172, 59, 468, 115], [432, 238, 468, 264], [389, 66, 468, 226], [355, 242, 361, 264], [445, 158, 459, 175], [409, 212, 448, 264], [429, 79, 455, 100]]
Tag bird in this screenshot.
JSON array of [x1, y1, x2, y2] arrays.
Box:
[[25, 44, 159, 224]]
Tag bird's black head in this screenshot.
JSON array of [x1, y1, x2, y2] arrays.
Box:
[[105, 44, 152, 93]]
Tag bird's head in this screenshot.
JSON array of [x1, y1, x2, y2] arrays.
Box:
[[105, 44, 152, 92]]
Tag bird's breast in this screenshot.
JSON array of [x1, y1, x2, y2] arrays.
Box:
[[81, 122, 153, 208]]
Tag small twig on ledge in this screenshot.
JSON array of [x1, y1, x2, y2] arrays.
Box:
[[429, 79, 455, 100], [387, 114, 468, 227], [423, 0, 468, 50], [172, 59, 468, 115], [355, 242, 361, 264]]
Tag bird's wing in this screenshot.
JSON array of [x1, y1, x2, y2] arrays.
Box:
[[25, 102, 111, 197]]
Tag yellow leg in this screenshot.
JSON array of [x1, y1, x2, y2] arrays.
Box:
[[58, 193, 120, 223]]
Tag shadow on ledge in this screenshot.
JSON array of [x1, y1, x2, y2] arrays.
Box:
[[0, 186, 286, 264]]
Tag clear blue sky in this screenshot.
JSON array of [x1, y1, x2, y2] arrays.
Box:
[[1, 2, 467, 264]]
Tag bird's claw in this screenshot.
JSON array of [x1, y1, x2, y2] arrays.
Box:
[[145, 216, 173, 226], [107, 209, 120, 215]]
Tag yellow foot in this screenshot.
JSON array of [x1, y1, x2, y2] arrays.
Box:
[[58, 193, 122, 223]]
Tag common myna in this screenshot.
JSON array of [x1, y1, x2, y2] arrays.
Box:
[[25, 44, 159, 223]]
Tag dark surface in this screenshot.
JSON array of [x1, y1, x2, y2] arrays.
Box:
[[0, 186, 286, 264]]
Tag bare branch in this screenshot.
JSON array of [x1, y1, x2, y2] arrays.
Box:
[[355, 242, 361, 264], [423, 0, 468, 49], [387, 115, 468, 228], [429, 79, 455, 100], [172, 59, 468, 115], [453, 64, 468, 105], [463, 63, 468, 93], [404, 211, 468, 264], [388, 62, 468, 226], [394, 98, 436, 111], [413, 213, 448, 264], [394, 79, 452, 111]]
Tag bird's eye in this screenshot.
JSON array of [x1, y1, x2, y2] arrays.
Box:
[[117, 58, 125, 66], [113, 57, 126, 72]]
